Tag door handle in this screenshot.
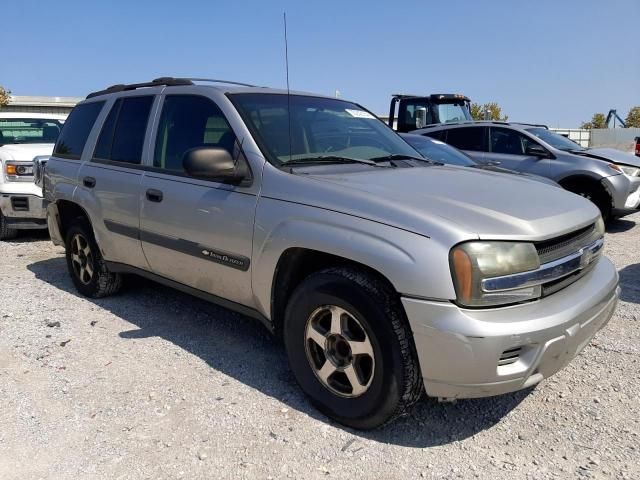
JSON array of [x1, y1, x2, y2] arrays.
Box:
[[146, 189, 163, 203], [83, 176, 96, 188]]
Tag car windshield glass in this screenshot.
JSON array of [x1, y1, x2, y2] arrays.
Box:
[[0, 118, 64, 145], [436, 102, 471, 123], [231, 93, 418, 166], [526, 127, 585, 151], [401, 135, 476, 166]]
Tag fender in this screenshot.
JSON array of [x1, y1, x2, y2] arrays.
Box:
[[250, 197, 457, 319]]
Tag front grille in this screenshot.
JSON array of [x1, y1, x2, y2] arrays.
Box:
[[535, 223, 599, 264], [498, 347, 522, 366], [11, 197, 29, 211]]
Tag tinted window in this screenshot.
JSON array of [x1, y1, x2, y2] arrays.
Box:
[[94, 96, 153, 164], [54, 102, 104, 159], [401, 134, 475, 167], [490, 127, 537, 155], [423, 129, 447, 141], [445, 127, 486, 151], [154, 95, 236, 172]]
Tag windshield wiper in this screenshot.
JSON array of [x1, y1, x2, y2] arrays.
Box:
[[370, 154, 444, 166], [280, 156, 389, 168]]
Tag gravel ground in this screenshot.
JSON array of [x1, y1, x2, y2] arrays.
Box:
[[1, 214, 639, 480]]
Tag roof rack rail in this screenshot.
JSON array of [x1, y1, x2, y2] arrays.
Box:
[[86, 77, 193, 99], [186, 78, 258, 88]]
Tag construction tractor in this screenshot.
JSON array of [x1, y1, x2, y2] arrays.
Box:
[[388, 94, 472, 132]]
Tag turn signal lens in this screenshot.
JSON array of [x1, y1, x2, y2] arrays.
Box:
[[452, 248, 472, 303], [6, 164, 16, 175]]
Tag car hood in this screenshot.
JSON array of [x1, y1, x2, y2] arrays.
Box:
[[0, 143, 55, 161], [574, 148, 640, 168], [275, 165, 599, 242], [471, 164, 559, 187]]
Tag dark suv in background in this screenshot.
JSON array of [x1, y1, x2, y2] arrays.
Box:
[[412, 121, 640, 221]]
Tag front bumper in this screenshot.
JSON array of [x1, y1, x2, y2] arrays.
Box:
[[402, 257, 619, 399], [0, 193, 47, 229], [604, 175, 640, 215]]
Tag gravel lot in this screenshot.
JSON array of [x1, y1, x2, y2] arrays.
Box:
[[1, 213, 639, 480]]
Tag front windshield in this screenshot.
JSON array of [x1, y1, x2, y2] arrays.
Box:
[[0, 118, 64, 145], [231, 94, 418, 165], [401, 135, 476, 166], [436, 102, 471, 123], [526, 127, 584, 152]]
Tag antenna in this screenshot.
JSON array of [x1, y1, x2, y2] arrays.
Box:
[[284, 12, 292, 162]]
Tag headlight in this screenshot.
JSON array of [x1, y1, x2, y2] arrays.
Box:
[[617, 164, 640, 177], [450, 241, 540, 307]]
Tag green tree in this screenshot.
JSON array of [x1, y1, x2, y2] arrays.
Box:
[[470, 102, 508, 121], [580, 113, 607, 129], [624, 106, 640, 128], [0, 86, 10, 107]]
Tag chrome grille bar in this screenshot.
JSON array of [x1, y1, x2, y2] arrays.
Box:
[[482, 237, 604, 293]]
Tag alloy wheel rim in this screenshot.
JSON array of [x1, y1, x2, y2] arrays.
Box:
[[304, 305, 375, 398], [70, 233, 94, 285]]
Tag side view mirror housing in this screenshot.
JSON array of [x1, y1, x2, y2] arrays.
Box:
[[182, 147, 248, 183], [525, 144, 550, 158]]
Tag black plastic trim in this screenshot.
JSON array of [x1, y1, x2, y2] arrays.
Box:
[[103, 220, 250, 271]]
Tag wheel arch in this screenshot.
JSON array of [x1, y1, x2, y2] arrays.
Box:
[[54, 199, 95, 246], [269, 247, 404, 337]]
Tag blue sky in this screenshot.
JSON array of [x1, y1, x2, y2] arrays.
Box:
[[3, 0, 639, 127]]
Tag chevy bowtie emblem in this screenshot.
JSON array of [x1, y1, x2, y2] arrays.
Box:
[[579, 248, 593, 269]]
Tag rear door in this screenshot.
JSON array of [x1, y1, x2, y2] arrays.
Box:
[[75, 93, 158, 270], [443, 126, 488, 163], [487, 127, 549, 175], [139, 93, 258, 306]]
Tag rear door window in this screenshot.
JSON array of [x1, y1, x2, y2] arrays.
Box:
[[93, 96, 154, 165], [423, 130, 447, 141], [445, 127, 487, 151], [53, 102, 105, 159]]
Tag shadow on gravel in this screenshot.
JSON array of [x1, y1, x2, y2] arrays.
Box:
[[618, 263, 640, 304], [5, 229, 50, 243], [606, 218, 636, 233], [28, 256, 529, 447]]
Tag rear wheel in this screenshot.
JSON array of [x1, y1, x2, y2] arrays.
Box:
[[283, 267, 423, 429], [65, 219, 122, 298], [0, 212, 18, 240]]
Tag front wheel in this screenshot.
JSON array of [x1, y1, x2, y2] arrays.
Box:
[[65, 219, 122, 298], [283, 267, 423, 429], [0, 212, 18, 240]]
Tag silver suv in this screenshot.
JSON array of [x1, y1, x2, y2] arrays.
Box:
[[42, 78, 620, 429], [412, 121, 640, 221]]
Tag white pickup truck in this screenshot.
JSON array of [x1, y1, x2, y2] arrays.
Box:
[[0, 112, 66, 239]]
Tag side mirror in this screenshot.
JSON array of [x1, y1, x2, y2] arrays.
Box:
[[415, 107, 428, 129], [525, 144, 549, 158], [182, 147, 247, 183]]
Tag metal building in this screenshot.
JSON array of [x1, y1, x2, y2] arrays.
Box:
[[0, 95, 81, 115]]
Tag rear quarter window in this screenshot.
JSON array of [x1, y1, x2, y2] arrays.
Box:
[[445, 127, 486, 151], [53, 101, 105, 160]]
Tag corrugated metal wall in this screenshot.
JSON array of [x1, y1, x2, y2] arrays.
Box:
[[589, 128, 640, 153]]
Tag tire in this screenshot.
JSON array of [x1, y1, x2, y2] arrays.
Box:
[[0, 212, 18, 240], [283, 266, 423, 429], [566, 184, 611, 223], [64, 218, 122, 298]]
